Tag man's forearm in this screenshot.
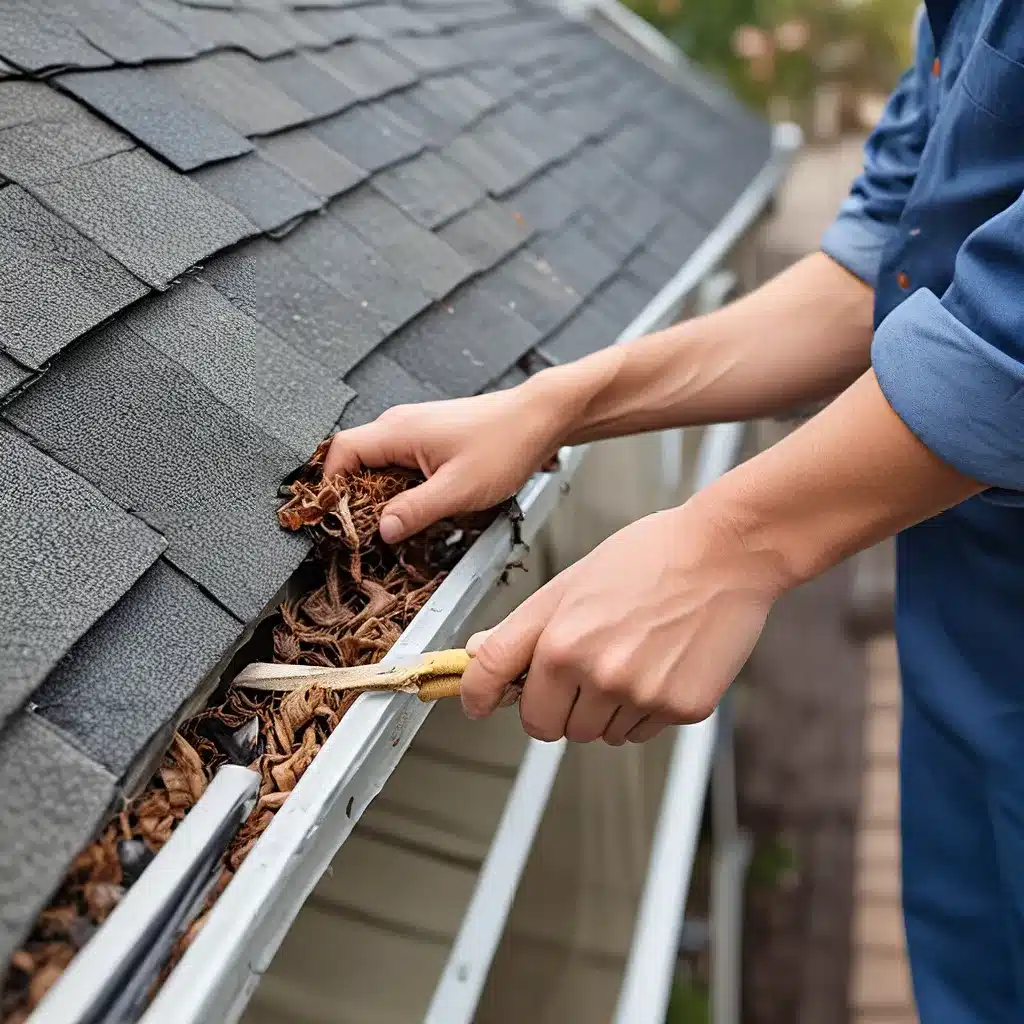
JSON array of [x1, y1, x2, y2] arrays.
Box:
[[700, 370, 984, 590], [523, 253, 875, 447]]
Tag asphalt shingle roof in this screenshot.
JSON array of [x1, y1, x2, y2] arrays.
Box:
[[0, 0, 771, 970]]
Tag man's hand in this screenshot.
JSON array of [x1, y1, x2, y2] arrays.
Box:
[[460, 501, 790, 744], [324, 383, 570, 543]]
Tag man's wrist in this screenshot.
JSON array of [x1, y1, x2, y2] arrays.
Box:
[[685, 484, 804, 599], [518, 349, 625, 451], [687, 371, 985, 600]]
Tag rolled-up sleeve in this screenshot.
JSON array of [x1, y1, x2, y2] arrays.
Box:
[[821, 22, 931, 287], [873, 196, 1024, 494]]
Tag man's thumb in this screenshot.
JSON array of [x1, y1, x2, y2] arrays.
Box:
[[460, 581, 564, 719], [378, 468, 464, 543]]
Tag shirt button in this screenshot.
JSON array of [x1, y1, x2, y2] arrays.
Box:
[[897, 271, 910, 289], [932, 56, 941, 77]]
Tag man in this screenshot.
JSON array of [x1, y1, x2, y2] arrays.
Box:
[[327, 2, 1024, 1018]]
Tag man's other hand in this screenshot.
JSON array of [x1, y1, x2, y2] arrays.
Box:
[[324, 381, 569, 544], [459, 500, 788, 744]]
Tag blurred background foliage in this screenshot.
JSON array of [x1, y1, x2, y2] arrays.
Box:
[[625, 0, 920, 131]]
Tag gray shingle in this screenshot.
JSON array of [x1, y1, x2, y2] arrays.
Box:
[[290, 0, 368, 7], [257, 128, 366, 200], [338, 351, 444, 430], [491, 101, 575, 164], [623, 247, 676, 293], [416, 73, 496, 125], [573, 207, 637, 262], [35, 560, 242, 776], [151, 51, 312, 137], [0, 356, 31, 402], [0, 1, 111, 73], [311, 102, 423, 173], [456, 18, 560, 64], [381, 74, 494, 148], [59, 66, 253, 173], [428, 1, 517, 31], [311, 41, 418, 100], [605, 181, 669, 249], [260, 52, 359, 119], [202, 237, 390, 377], [382, 281, 540, 397], [191, 152, 322, 235], [379, 89, 457, 148], [66, 0, 199, 64], [482, 363, 529, 392], [137, 0, 292, 58], [530, 219, 619, 301], [0, 426, 165, 725], [646, 209, 706, 268], [6, 323, 309, 620], [372, 151, 485, 229], [384, 34, 471, 74], [483, 249, 581, 334], [295, 8, 374, 45], [537, 300, 619, 364], [283, 210, 431, 336], [602, 119, 660, 169], [123, 278, 350, 456], [552, 143, 629, 203], [257, 7, 330, 50], [28, 148, 256, 288], [0, 81, 133, 187], [443, 124, 541, 195], [333, 186, 472, 299], [590, 274, 652, 334], [501, 167, 578, 231], [437, 197, 532, 272], [0, 187, 148, 370], [674, 157, 762, 228], [0, 712, 115, 968], [466, 64, 525, 102], [355, 5, 438, 36]]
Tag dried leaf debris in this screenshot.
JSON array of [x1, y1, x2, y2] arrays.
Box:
[[1, 440, 493, 1022]]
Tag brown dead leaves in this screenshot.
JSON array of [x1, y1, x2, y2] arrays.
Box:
[[2, 459, 488, 1022]]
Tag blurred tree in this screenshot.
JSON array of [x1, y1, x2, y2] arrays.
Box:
[[626, 0, 919, 121]]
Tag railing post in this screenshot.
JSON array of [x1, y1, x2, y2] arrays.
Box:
[[710, 690, 753, 1024]]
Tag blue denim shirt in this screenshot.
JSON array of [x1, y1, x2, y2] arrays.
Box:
[[822, 0, 1024, 501]]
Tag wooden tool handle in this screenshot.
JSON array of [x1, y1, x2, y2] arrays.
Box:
[[416, 677, 526, 705], [415, 675, 463, 702]]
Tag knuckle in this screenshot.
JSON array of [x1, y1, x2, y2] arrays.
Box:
[[377, 404, 407, 425], [673, 696, 716, 725], [628, 726, 660, 745], [564, 721, 599, 744], [591, 654, 632, 698], [472, 632, 517, 681], [536, 628, 578, 675], [631, 684, 664, 714]]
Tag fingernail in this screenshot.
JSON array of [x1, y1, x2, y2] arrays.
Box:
[[379, 514, 403, 544]]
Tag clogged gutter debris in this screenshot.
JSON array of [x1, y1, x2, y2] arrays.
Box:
[[1, 440, 497, 1023]]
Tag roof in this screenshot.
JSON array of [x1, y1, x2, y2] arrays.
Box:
[[0, 0, 772, 977]]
